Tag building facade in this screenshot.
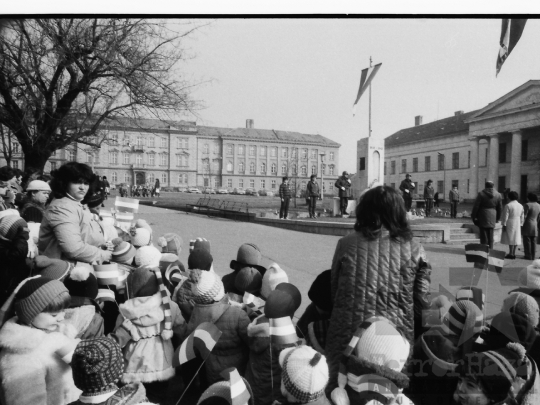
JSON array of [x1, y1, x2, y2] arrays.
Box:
[[3, 118, 341, 194], [383, 80, 540, 201]]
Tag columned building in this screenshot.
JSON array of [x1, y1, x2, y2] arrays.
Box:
[[384, 80, 540, 201]]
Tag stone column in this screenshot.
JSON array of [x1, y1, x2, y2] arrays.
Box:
[[509, 130, 522, 192], [469, 137, 479, 197], [488, 134, 499, 185]]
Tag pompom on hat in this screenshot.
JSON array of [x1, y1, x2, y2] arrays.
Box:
[[279, 346, 329, 404], [502, 291, 540, 327], [192, 270, 225, 305], [111, 238, 137, 265], [64, 264, 99, 300], [261, 262, 288, 300], [72, 337, 123, 395], [34, 255, 72, 281], [518, 260, 540, 291], [157, 233, 182, 255], [135, 245, 162, 269], [230, 243, 266, 273], [26, 180, 51, 192], [234, 267, 262, 294]]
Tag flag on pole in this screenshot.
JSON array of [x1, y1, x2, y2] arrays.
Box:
[[95, 288, 116, 303], [352, 62, 382, 116], [496, 19, 527, 76], [269, 316, 298, 345], [115, 196, 139, 213], [488, 249, 506, 273], [115, 212, 134, 232], [94, 264, 120, 286], [221, 368, 251, 405], [465, 244, 489, 269], [172, 322, 222, 367]]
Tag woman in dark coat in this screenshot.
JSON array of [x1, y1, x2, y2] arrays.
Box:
[[325, 186, 432, 392]]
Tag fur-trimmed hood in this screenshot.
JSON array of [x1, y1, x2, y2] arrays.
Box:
[[119, 293, 164, 327]]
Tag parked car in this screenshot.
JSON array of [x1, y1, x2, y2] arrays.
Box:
[[188, 188, 201, 194], [245, 188, 258, 196], [203, 188, 216, 194], [217, 188, 229, 194], [259, 189, 275, 197], [177, 187, 188, 193], [233, 188, 246, 195]]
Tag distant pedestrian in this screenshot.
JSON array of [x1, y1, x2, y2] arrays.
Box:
[[501, 191, 524, 259], [471, 180, 503, 249], [307, 174, 320, 219], [334, 171, 351, 216], [399, 173, 415, 212], [449, 185, 460, 218], [153, 179, 160, 197], [424, 179, 435, 217], [434, 191, 440, 208], [279, 176, 291, 219], [523, 193, 540, 260]]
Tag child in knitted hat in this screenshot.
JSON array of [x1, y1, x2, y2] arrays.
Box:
[[261, 262, 288, 300], [0, 276, 81, 405], [110, 246, 184, 402], [110, 237, 137, 295], [235, 266, 263, 296], [68, 337, 149, 405], [277, 346, 331, 405], [223, 243, 266, 293], [63, 264, 105, 340], [297, 270, 332, 343], [156, 232, 187, 293], [129, 219, 153, 248], [34, 255, 73, 281], [182, 270, 250, 388], [502, 291, 540, 328]]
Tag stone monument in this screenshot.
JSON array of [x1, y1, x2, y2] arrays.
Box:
[[351, 136, 385, 199]]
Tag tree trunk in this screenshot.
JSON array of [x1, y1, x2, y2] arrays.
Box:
[[23, 147, 52, 172]]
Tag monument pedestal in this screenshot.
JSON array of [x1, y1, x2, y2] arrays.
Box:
[[352, 137, 385, 199]]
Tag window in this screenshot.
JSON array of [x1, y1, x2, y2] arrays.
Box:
[[292, 164, 297, 175], [329, 152, 334, 161], [176, 155, 182, 167], [213, 144, 218, 155], [239, 145, 245, 156], [468, 151, 471, 168], [328, 165, 334, 175], [260, 179, 266, 189], [467, 179, 470, 193], [271, 180, 276, 189], [281, 148, 288, 158], [148, 154, 155, 166], [112, 172, 117, 183], [110, 152, 118, 165], [250, 179, 255, 188], [203, 162, 210, 173], [239, 161, 245, 173], [148, 173, 155, 184], [522, 139, 528, 161], [452, 152, 459, 169], [67, 150, 76, 161], [401, 159, 407, 173], [227, 161, 233, 172], [499, 143, 506, 163], [239, 179, 244, 188], [111, 133, 119, 144], [452, 180, 459, 189], [310, 149, 317, 159], [123, 152, 130, 164], [498, 176, 506, 191], [136, 136, 143, 147], [161, 173, 167, 184], [281, 163, 287, 175], [203, 144, 209, 154], [249, 146, 256, 156], [50, 161, 57, 171], [261, 162, 266, 173], [161, 137, 167, 148], [135, 154, 142, 165], [301, 149, 308, 159], [292, 148, 298, 159], [87, 152, 93, 163], [311, 165, 317, 175], [301, 166, 307, 175], [438, 154, 444, 171], [412, 158, 418, 172], [227, 144, 233, 155], [437, 180, 444, 194], [11, 160, 18, 169], [214, 178, 219, 188], [260, 146, 267, 157], [227, 179, 233, 188], [359, 157, 366, 171], [250, 162, 256, 174], [391, 161, 396, 175], [125, 173, 131, 183], [425, 156, 431, 172], [484, 148, 488, 167], [301, 181, 306, 190], [271, 163, 277, 174], [148, 137, 155, 148], [160, 154, 168, 166], [384, 162, 387, 175], [270, 147, 277, 157], [213, 161, 219, 171]]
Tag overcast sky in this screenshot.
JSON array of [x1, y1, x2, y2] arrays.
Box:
[[175, 18, 540, 173]]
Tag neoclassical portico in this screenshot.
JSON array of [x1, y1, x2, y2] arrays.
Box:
[[466, 80, 540, 195]]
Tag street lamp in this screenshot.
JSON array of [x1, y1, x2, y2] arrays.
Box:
[[438, 152, 446, 202], [319, 152, 326, 201]]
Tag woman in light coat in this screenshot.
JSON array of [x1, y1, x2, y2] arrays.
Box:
[[501, 190, 524, 259], [39, 162, 112, 264], [523, 193, 540, 260]]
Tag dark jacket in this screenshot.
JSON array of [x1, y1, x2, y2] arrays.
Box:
[[20, 200, 45, 224], [334, 176, 351, 198], [423, 186, 435, 199], [307, 181, 320, 198], [325, 230, 431, 391], [471, 188, 503, 228], [399, 179, 415, 199], [279, 183, 292, 199], [0, 222, 31, 307], [523, 202, 540, 237], [296, 302, 329, 342]]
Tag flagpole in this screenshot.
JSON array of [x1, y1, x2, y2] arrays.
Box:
[[369, 56, 372, 137], [176, 358, 208, 405]]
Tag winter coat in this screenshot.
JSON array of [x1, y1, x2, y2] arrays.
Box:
[[39, 196, 109, 264], [449, 189, 460, 202], [501, 200, 524, 245], [335, 176, 352, 198], [471, 188, 503, 228], [0, 224, 31, 307], [68, 382, 148, 405], [307, 181, 320, 198], [245, 315, 297, 405], [184, 297, 250, 385], [423, 186, 434, 200], [111, 292, 185, 384], [279, 183, 292, 199], [523, 202, 540, 237], [296, 302, 329, 342], [399, 178, 415, 199], [0, 317, 81, 405], [64, 297, 105, 340], [325, 230, 431, 391], [20, 200, 46, 223], [172, 268, 203, 321]]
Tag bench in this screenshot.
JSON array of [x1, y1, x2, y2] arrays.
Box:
[[219, 200, 249, 214], [187, 197, 222, 214]]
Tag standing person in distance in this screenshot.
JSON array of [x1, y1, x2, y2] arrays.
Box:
[[279, 176, 292, 220], [153, 178, 160, 198], [423, 179, 435, 217], [399, 173, 415, 212], [334, 171, 352, 217], [523, 193, 540, 260], [471, 180, 502, 249], [449, 184, 460, 219], [306, 174, 320, 219], [102, 176, 110, 200], [500, 191, 524, 260]]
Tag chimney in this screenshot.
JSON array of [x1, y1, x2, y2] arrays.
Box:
[[246, 119, 254, 129], [415, 115, 423, 126], [454, 110, 464, 116]]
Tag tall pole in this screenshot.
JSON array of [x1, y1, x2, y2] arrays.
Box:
[[368, 56, 372, 137]]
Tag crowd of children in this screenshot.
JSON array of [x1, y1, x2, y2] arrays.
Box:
[[1, 162, 540, 405]]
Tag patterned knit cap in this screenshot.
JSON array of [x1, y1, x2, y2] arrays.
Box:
[[502, 292, 540, 327], [441, 300, 484, 347], [279, 345, 329, 403], [72, 337, 123, 394], [14, 277, 69, 325], [234, 267, 262, 294], [111, 238, 137, 265], [0, 214, 27, 241], [135, 245, 162, 268], [130, 227, 151, 248], [34, 255, 72, 281], [192, 270, 225, 304], [261, 262, 288, 300], [64, 264, 99, 300], [157, 233, 183, 255]]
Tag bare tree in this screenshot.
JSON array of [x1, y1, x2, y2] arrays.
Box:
[[0, 18, 207, 171], [0, 124, 16, 166]]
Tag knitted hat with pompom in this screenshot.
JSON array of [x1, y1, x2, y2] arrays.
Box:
[[157, 233, 182, 255], [192, 271, 225, 304], [64, 264, 98, 300], [502, 291, 540, 328], [34, 255, 72, 281], [111, 238, 137, 265], [135, 245, 162, 269]]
